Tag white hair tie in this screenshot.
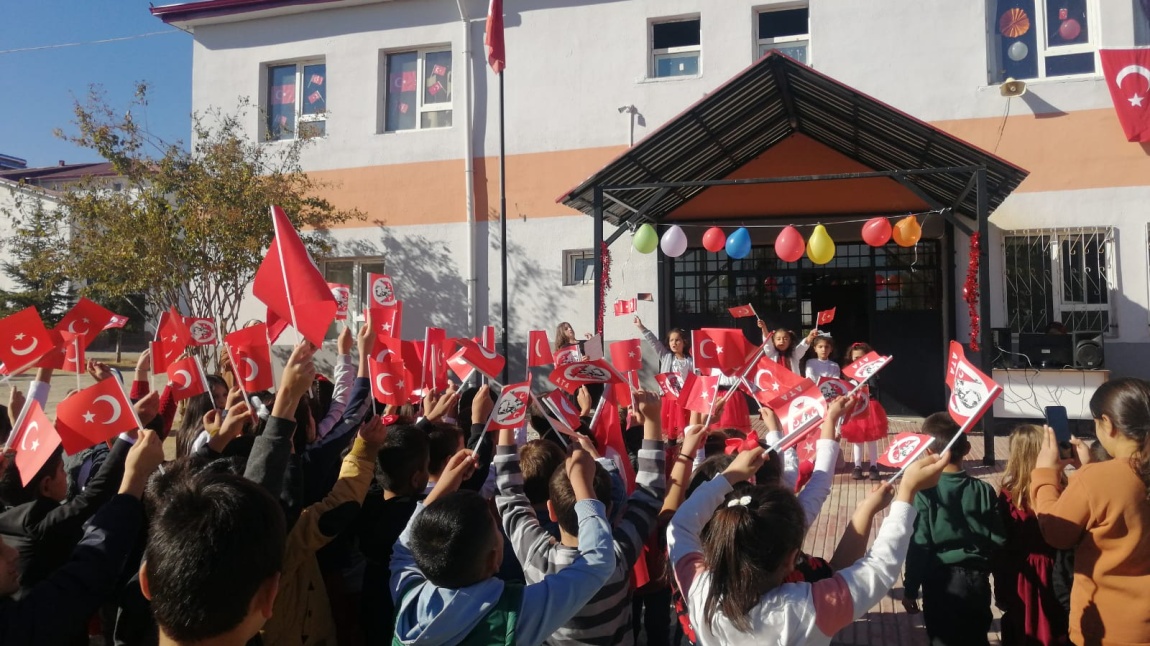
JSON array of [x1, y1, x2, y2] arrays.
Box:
[[727, 495, 752, 508]]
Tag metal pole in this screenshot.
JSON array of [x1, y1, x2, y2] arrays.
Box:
[[593, 187, 604, 336], [976, 167, 995, 466], [499, 72, 509, 384]]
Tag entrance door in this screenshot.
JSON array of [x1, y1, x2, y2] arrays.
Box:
[[804, 275, 870, 354]]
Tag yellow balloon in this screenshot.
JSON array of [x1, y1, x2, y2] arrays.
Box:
[[806, 224, 836, 265]]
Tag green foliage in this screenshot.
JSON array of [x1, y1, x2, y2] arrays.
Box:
[[0, 188, 73, 324]]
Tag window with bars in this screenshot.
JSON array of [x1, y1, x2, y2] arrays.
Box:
[[384, 49, 453, 132], [321, 257, 385, 338], [1003, 228, 1114, 335]]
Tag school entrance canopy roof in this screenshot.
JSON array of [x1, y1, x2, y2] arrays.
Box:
[[558, 52, 1029, 463]]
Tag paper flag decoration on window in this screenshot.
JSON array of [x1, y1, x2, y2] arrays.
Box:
[[272, 85, 295, 105], [428, 82, 442, 96], [391, 71, 417, 93], [432, 64, 447, 76], [816, 308, 836, 326], [399, 102, 409, 114], [310, 73, 324, 86], [307, 91, 323, 104], [878, 433, 934, 469]]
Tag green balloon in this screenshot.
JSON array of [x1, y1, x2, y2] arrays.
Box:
[[633, 223, 659, 254]]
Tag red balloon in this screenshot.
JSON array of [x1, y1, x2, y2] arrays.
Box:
[[774, 225, 805, 263], [861, 217, 892, 247], [875, 274, 887, 290], [1059, 18, 1081, 41], [885, 274, 902, 292], [702, 227, 726, 253]]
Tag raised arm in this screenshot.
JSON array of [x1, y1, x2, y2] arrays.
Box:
[[316, 328, 355, 440], [797, 396, 854, 525], [244, 342, 316, 497], [494, 423, 558, 576], [635, 317, 671, 360], [612, 391, 667, 568], [661, 423, 710, 519], [1030, 427, 1091, 549]]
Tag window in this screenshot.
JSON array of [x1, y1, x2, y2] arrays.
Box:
[[651, 18, 701, 78], [757, 6, 809, 63], [991, 0, 1098, 82], [1003, 229, 1115, 335], [385, 49, 452, 132], [266, 61, 327, 141], [563, 249, 595, 286], [321, 257, 385, 338]]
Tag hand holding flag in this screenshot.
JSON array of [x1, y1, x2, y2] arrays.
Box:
[[816, 307, 836, 327]]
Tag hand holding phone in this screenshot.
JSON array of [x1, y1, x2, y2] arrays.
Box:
[[1045, 405, 1073, 460]]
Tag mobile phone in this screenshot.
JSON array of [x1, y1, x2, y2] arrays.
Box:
[[1045, 405, 1073, 459]]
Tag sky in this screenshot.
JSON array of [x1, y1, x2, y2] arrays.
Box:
[[0, 1, 192, 169]]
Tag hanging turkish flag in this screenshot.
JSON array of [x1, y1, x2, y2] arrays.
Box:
[[692, 328, 753, 375], [878, 433, 936, 469], [654, 372, 682, 397], [0, 307, 54, 371], [184, 317, 218, 346], [253, 205, 338, 347], [728, 304, 756, 318], [751, 354, 804, 399], [487, 382, 531, 430], [422, 328, 448, 392], [816, 308, 836, 327], [225, 325, 276, 393], [367, 303, 403, 339], [527, 330, 554, 367], [8, 401, 62, 486], [1100, 49, 1150, 142], [367, 273, 398, 307], [166, 355, 209, 402], [945, 340, 1002, 429], [681, 374, 720, 415], [328, 283, 350, 321], [102, 314, 129, 331], [613, 299, 637, 317], [449, 338, 506, 380], [842, 351, 893, 383], [766, 379, 826, 442], [369, 358, 409, 406], [609, 339, 642, 373], [548, 359, 622, 394], [541, 389, 583, 431], [55, 378, 140, 454], [485, 0, 506, 73], [55, 298, 115, 350]]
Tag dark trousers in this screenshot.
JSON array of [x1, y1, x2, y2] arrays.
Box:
[[631, 586, 672, 646], [922, 565, 992, 646]]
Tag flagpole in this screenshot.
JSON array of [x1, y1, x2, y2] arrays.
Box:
[[74, 336, 82, 392], [498, 70, 510, 385]]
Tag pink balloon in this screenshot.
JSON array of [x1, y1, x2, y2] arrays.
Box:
[[774, 225, 806, 263], [702, 227, 726, 253], [1059, 18, 1081, 41], [861, 217, 892, 247]]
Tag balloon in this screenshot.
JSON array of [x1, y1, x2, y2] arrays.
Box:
[[892, 216, 922, 248], [633, 223, 658, 254], [725, 227, 752, 259], [806, 224, 835, 265], [702, 227, 726, 252], [659, 225, 688, 257], [861, 217, 892, 247], [875, 274, 887, 290], [774, 225, 805, 263], [885, 273, 902, 292], [1059, 18, 1081, 41], [1007, 40, 1029, 62]]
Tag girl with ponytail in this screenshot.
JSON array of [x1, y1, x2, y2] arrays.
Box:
[[1031, 377, 1150, 646]]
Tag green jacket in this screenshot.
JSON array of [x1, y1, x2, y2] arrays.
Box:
[[903, 470, 1006, 599]]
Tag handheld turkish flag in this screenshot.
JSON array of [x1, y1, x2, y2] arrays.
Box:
[[654, 372, 681, 397], [422, 328, 448, 392], [0, 307, 54, 371], [369, 358, 409, 406], [541, 389, 583, 431], [154, 307, 192, 369], [609, 339, 642, 373], [446, 341, 473, 382], [681, 374, 720, 415], [102, 314, 129, 331], [613, 299, 637, 317], [166, 355, 209, 402], [7, 401, 62, 486], [399, 340, 425, 393], [55, 298, 115, 350], [485, 0, 505, 73], [693, 328, 753, 375], [842, 351, 893, 383], [1100, 49, 1150, 142], [480, 325, 497, 352], [751, 354, 804, 399], [945, 340, 1002, 429], [184, 317, 218, 346], [328, 283, 350, 321], [548, 359, 622, 394], [593, 388, 636, 493], [554, 346, 581, 366], [60, 331, 85, 374], [878, 433, 935, 469], [488, 382, 531, 430], [225, 325, 276, 394], [253, 205, 338, 347], [816, 377, 852, 402], [367, 303, 403, 339], [449, 338, 505, 380], [728, 304, 756, 318], [766, 378, 826, 443], [367, 273, 398, 307], [816, 308, 836, 327], [527, 330, 554, 367], [266, 308, 289, 344], [55, 378, 141, 454]]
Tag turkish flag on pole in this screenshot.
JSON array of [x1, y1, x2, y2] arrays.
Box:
[[681, 374, 720, 414], [751, 354, 804, 400], [400, 340, 425, 393], [0, 307, 54, 371], [816, 307, 836, 327], [55, 298, 115, 350], [480, 325, 497, 353], [450, 338, 506, 380], [8, 401, 62, 486], [485, 0, 505, 73], [488, 382, 531, 430], [728, 304, 756, 318], [328, 283, 350, 321], [878, 433, 935, 469], [166, 355, 209, 402], [609, 339, 642, 373], [60, 331, 85, 374], [369, 358, 409, 406], [766, 378, 825, 437], [527, 330, 554, 367], [102, 314, 129, 331], [842, 351, 893, 383], [152, 308, 191, 374], [367, 303, 403, 339], [225, 326, 276, 394], [253, 205, 338, 347], [654, 372, 681, 397], [693, 328, 752, 375], [55, 378, 141, 454], [266, 308, 289, 345], [541, 389, 583, 431], [945, 340, 1002, 429], [1100, 49, 1150, 142], [422, 328, 448, 392]]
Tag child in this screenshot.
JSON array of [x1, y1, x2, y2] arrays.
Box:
[[494, 390, 666, 645], [668, 442, 949, 645], [804, 334, 840, 380], [840, 342, 889, 481], [391, 447, 616, 645], [992, 424, 1070, 646], [1031, 378, 1150, 646], [757, 320, 817, 374], [636, 316, 693, 439], [902, 412, 1006, 646]]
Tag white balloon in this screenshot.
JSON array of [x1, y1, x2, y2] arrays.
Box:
[[1007, 40, 1028, 62], [660, 225, 689, 257]]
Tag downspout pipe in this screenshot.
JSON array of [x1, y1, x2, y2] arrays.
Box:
[[455, 0, 477, 338]]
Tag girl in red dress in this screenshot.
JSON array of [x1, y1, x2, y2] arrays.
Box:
[[840, 342, 888, 480]]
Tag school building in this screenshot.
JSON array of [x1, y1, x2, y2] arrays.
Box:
[[152, 0, 1150, 421]]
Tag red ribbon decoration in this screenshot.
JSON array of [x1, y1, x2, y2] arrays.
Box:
[[381, 414, 399, 427], [964, 233, 981, 351], [596, 241, 612, 335], [724, 433, 760, 455]]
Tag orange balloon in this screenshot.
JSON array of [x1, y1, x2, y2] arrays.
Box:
[[892, 216, 922, 248]]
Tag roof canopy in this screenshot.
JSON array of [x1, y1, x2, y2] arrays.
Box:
[[558, 53, 1028, 228]]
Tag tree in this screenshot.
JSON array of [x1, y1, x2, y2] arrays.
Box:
[[53, 83, 361, 341], [0, 188, 73, 324]]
